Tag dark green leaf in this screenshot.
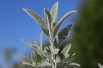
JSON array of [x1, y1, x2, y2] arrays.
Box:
[[53, 10, 76, 36], [58, 24, 72, 45]]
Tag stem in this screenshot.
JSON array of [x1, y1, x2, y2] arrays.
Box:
[[40, 31, 43, 50], [48, 27, 56, 68], [46, 13, 56, 68]]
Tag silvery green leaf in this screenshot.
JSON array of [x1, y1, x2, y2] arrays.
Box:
[[31, 51, 37, 66], [50, 2, 59, 27], [44, 8, 52, 26], [68, 63, 80, 68], [19, 55, 32, 64], [24, 64, 34, 68], [50, 46, 59, 54], [61, 44, 71, 58], [44, 8, 52, 35], [56, 56, 61, 63], [21, 39, 45, 56], [21, 39, 38, 49], [69, 62, 80, 67], [23, 8, 49, 36], [57, 62, 68, 68], [42, 28, 49, 36], [38, 61, 51, 67], [57, 24, 72, 45], [63, 55, 74, 64], [23, 8, 46, 28], [23, 62, 34, 67], [43, 46, 50, 54], [53, 10, 77, 36], [98, 63, 103, 68]]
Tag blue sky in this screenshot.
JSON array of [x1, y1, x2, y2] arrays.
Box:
[[0, 0, 81, 68]]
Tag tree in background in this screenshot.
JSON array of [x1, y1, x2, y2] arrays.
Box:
[[71, 0, 103, 68]]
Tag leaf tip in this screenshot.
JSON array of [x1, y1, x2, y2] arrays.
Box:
[[18, 54, 24, 61], [72, 10, 77, 13], [21, 39, 24, 42], [53, 2, 59, 6], [22, 8, 27, 12]]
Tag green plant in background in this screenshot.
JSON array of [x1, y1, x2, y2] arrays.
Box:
[[71, 0, 103, 68], [19, 2, 80, 68]]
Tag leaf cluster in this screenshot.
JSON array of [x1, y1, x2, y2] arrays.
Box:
[[19, 2, 79, 68]]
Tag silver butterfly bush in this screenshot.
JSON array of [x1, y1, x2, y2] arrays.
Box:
[[19, 2, 80, 68]]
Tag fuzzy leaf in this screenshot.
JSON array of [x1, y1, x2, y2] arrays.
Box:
[[50, 46, 59, 54], [50, 2, 59, 27], [21, 40, 45, 56], [23, 63, 36, 68], [31, 51, 37, 66], [44, 9, 52, 26], [44, 46, 50, 54], [69, 62, 80, 67], [44, 8, 52, 34], [58, 24, 72, 45], [23, 62, 34, 67], [56, 56, 61, 63], [19, 55, 32, 64], [98, 63, 103, 68], [53, 10, 77, 36], [21, 39, 38, 49], [38, 61, 51, 67], [22, 41, 54, 64], [23, 8, 49, 36], [62, 55, 74, 64], [61, 44, 71, 58]]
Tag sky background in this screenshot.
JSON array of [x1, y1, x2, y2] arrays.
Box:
[[0, 0, 81, 68]]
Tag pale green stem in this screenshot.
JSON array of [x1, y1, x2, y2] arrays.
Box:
[[40, 31, 43, 50]]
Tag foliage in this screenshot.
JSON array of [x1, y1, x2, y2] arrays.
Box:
[[19, 2, 79, 68], [71, 0, 103, 68]]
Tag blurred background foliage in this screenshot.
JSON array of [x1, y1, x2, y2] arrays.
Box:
[[1, 0, 103, 68], [71, 0, 103, 68]]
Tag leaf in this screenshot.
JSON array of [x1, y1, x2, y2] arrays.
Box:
[[55, 55, 61, 63], [44, 8, 52, 33], [21, 40, 53, 63], [21, 39, 38, 49], [61, 44, 71, 58], [98, 63, 103, 68], [21, 39, 45, 56], [31, 51, 37, 66], [23, 62, 33, 67], [38, 61, 51, 67], [69, 62, 80, 67], [23, 8, 46, 28], [57, 24, 72, 45], [50, 2, 59, 27], [19, 55, 32, 64], [50, 46, 59, 54], [53, 10, 77, 36], [23, 8, 49, 36], [23, 62, 35, 68], [43, 46, 50, 54], [63, 55, 75, 64]]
